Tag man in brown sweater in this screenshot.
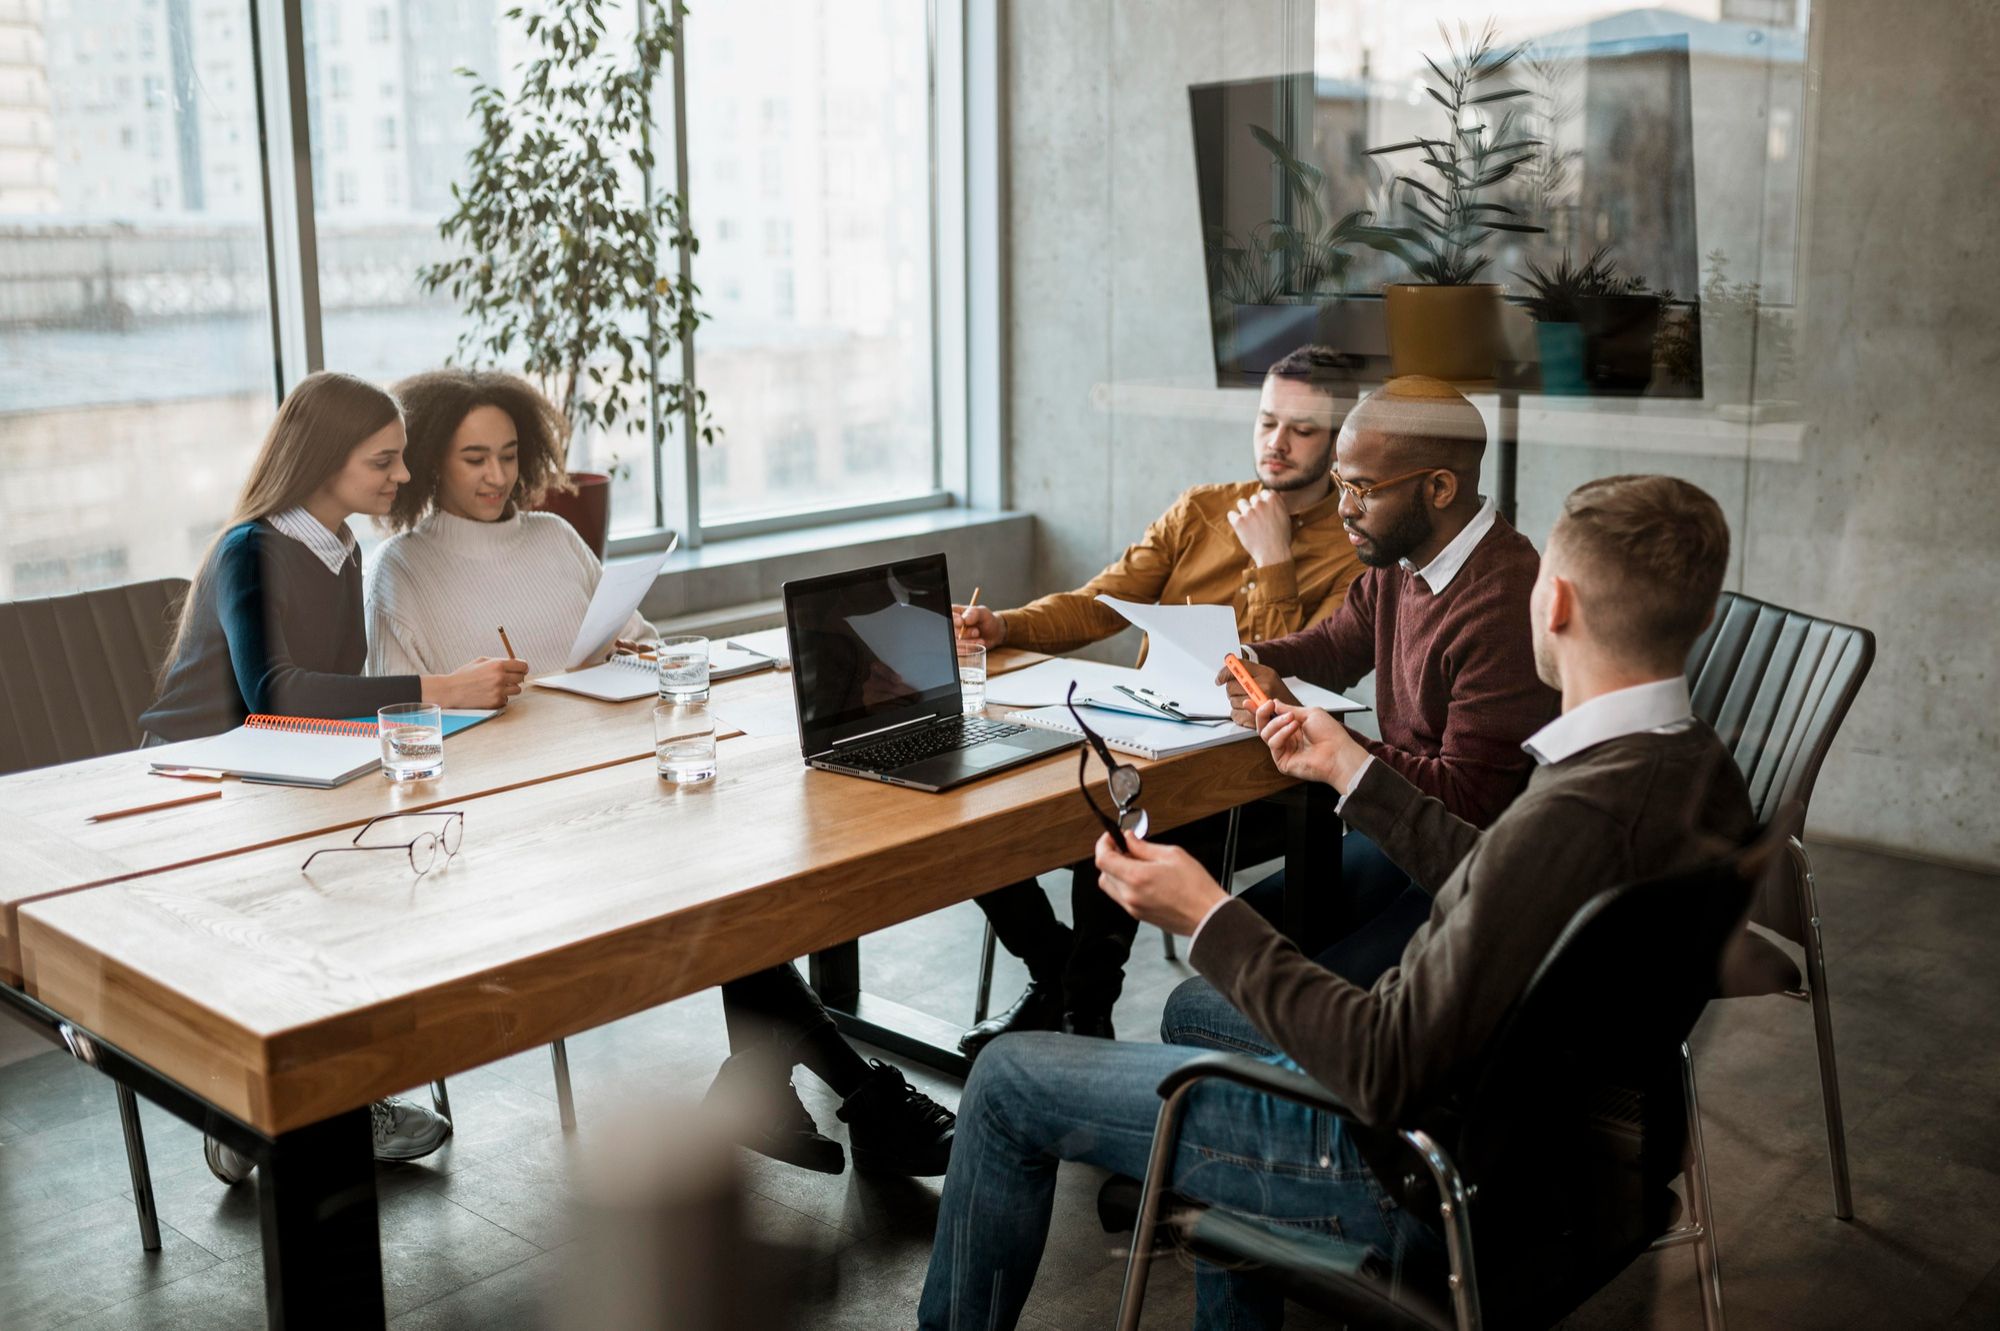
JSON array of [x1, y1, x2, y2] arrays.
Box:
[[916, 475, 1752, 1331], [954, 345, 1365, 1051]]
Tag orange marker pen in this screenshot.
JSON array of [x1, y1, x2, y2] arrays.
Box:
[[1223, 653, 1270, 709]]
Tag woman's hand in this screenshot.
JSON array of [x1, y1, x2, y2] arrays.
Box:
[[423, 656, 529, 709]]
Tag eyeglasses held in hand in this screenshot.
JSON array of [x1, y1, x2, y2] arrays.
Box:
[[1065, 682, 1148, 853], [301, 810, 465, 877]]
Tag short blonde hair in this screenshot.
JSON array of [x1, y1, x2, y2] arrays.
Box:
[[1552, 475, 1730, 666]]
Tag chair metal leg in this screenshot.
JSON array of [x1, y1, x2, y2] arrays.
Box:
[[1114, 1083, 1199, 1331], [551, 1040, 577, 1131], [115, 1084, 162, 1252], [430, 1079, 452, 1122], [1218, 804, 1243, 889], [973, 920, 998, 1025], [1160, 927, 1177, 961], [1681, 1042, 1727, 1331], [1790, 836, 1854, 1220], [1400, 1128, 1483, 1331]]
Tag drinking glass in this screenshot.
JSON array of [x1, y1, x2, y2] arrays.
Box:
[[654, 701, 718, 785], [956, 640, 988, 714], [378, 702, 444, 782], [658, 635, 711, 702]]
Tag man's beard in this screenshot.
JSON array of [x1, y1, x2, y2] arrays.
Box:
[[1261, 461, 1329, 494], [1349, 501, 1434, 568]]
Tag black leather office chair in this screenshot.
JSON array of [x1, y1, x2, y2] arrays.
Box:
[[0, 577, 188, 775], [1110, 812, 1797, 1331], [1687, 590, 1874, 1220]]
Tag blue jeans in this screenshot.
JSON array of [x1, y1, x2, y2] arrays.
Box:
[[916, 1032, 1439, 1331]]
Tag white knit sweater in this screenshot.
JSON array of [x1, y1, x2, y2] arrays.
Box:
[[365, 510, 654, 678]]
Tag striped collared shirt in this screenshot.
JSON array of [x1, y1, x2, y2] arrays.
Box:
[[267, 507, 357, 575]]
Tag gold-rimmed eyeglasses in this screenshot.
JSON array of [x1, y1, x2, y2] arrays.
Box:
[[1332, 467, 1441, 513], [301, 811, 465, 877]]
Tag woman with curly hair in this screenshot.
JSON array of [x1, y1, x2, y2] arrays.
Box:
[[365, 368, 653, 677]]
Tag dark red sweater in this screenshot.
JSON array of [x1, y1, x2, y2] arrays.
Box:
[[1252, 514, 1557, 826]]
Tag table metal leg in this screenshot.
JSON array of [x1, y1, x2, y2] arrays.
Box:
[[1496, 388, 1520, 525], [258, 1108, 384, 1331], [810, 939, 972, 1078]]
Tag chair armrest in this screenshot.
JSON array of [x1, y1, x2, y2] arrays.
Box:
[[1154, 1051, 1351, 1116]]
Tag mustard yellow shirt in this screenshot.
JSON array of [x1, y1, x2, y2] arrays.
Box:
[[998, 481, 1362, 661]]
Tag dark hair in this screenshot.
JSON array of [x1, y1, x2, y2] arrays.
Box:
[[1264, 344, 1354, 398], [1553, 474, 1731, 667], [385, 368, 570, 531]]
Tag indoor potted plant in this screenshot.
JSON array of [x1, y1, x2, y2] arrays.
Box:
[[419, 0, 712, 555], [1359, 20, 1546, 380], [1514, 246, 1661, 394]]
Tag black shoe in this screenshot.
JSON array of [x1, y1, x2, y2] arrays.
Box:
[[705, 1052, 846, 1175], [958, 979, 1065, 1057], [837, 1060, 956, 1176], [1063, 1011, 1116, 1039]]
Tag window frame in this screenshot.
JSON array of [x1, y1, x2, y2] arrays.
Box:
[[249, 0, 998, 556]]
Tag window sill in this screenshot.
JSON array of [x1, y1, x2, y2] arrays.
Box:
[[624, 506, 1034, 632]]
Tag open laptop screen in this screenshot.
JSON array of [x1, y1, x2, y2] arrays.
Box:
[[784, 554, 961, 751]]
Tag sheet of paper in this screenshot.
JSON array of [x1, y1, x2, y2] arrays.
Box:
[[727, 626, 791, 668], [711, 694, 802, 744], [982, 657, 1141, 708], [566, 538, 678, 669], [1287, 680, 1369, 716], [1093, 595, 1241, 713]]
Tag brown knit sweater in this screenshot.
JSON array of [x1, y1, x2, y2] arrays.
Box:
[[1190, 724, 1754, 1128], [1250, 513, 1557, 826]]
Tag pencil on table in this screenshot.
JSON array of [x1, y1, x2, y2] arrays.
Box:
[[88, 789, 222, 823], [498, 625, 518, 660]]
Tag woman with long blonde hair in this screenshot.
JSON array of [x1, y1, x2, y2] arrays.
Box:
[[143, 371, 526, 743]]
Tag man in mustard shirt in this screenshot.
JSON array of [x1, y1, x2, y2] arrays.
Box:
[[953, 345, 1364, 1051]]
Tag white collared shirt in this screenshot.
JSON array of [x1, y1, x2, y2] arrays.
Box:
[[267, 506, 358, 576], [1521, 676, 1694, 767], [1401, 495, 1497, 594]]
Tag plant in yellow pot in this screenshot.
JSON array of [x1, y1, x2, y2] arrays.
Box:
[[1358, 21, 1546, 381]]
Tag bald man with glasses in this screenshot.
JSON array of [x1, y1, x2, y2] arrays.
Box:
[[1206, 374, 1560, 993]]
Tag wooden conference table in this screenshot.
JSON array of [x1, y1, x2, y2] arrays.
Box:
[[0, 651, 1334, 1330]]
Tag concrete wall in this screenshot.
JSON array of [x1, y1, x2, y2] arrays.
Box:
[[1002, 0, 2000, 866]]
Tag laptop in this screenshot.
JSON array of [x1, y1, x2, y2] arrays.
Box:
[[782, 554, 1080, 792]]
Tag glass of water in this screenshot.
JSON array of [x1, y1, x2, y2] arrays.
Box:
[[378, 702, 444, 782], [658, 635, 710, 702], [957, 641, 987, 714], [654, 701, 718, 785]]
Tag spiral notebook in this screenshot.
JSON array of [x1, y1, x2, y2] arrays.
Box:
[[1010, 703, 1255, 761], [147, 714, 383, 788], [532, 653, 659, 701]]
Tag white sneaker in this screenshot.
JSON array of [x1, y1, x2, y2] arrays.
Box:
[[203, 1134, 255, 1186], [371, 1096, 452, 1162]]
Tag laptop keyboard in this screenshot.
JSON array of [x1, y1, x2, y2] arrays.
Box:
[[839, 716, 1030, 773]]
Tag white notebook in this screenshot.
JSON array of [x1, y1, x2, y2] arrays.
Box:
[[1011, 703, 1255, 761], [148, 715, 381, 788], [532, 654, 659, 702]]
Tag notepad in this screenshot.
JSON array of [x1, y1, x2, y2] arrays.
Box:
[[726, 627, 791, 668], [532, 653, 659, 702], [148, 714, 382, 788], [1011, 703, 1255, 760], [342, 709, 497, 737]]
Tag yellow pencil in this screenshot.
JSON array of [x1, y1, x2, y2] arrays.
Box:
[[966, 586, 982, 612], [498, 625, 518, 660]]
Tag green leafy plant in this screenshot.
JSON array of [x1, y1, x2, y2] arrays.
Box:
[[419, 0, 713, 472], [1205, 122, 1378, 305], [1360, 20, 1547, 284], [1512, 246, 1648, 322]]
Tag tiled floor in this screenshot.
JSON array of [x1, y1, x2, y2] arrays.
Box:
[[3, 840, 1999, 1329]]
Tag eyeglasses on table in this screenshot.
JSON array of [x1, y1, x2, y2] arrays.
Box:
[[300, 810, 465, 877]]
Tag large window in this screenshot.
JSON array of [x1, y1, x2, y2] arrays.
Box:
[[0, 0, 275, 600], [681, 0, 938, 528], [0, 0, 955, 598]]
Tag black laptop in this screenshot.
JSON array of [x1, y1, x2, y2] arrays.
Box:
[[782, 554, 1079, 792]]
